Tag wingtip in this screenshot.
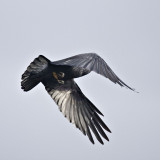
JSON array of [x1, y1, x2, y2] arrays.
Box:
[[133, 89, 139, 93], [129, 87, 139, 93], [90, 139, 95, 145], [108, 129, 112, 133], [99, 139, 104, 145]]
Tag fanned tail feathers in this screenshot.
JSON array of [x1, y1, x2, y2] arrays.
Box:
[[21, 55, 50, 91]]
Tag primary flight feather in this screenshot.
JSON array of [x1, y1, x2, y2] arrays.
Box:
[[21, 53, 135, 144]]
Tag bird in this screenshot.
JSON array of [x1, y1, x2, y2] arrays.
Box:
[[21, 53, 135, 144]]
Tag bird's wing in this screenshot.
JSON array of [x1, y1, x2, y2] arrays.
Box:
[[43, 79, 111, 144], [53, 53, 135, 91]]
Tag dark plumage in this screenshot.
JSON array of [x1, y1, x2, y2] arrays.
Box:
[[21, 53, 135, 144]]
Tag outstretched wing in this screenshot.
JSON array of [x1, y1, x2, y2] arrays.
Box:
[[53, 53, 135, 91], [42, 79, 111, 144]]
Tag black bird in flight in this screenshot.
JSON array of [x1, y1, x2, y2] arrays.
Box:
[[21, 53, 135, 144]]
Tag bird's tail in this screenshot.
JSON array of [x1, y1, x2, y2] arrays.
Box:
[[21, 55, 50, 91]]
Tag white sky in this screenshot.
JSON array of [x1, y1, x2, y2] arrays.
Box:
[[0, 0, 160, 160]]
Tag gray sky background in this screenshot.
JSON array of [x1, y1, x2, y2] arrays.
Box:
[[0, 0, 160, 160]]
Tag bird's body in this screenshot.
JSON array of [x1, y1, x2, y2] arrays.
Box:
[[21, 53, 135, 144], [43, 64, 89, 84]]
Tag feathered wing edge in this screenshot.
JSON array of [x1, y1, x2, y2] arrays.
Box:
[[43, 80, 111, 144], [53, 53, 136, 91]]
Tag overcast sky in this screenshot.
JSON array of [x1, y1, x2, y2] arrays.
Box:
[[0, 0, 160, 160]]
